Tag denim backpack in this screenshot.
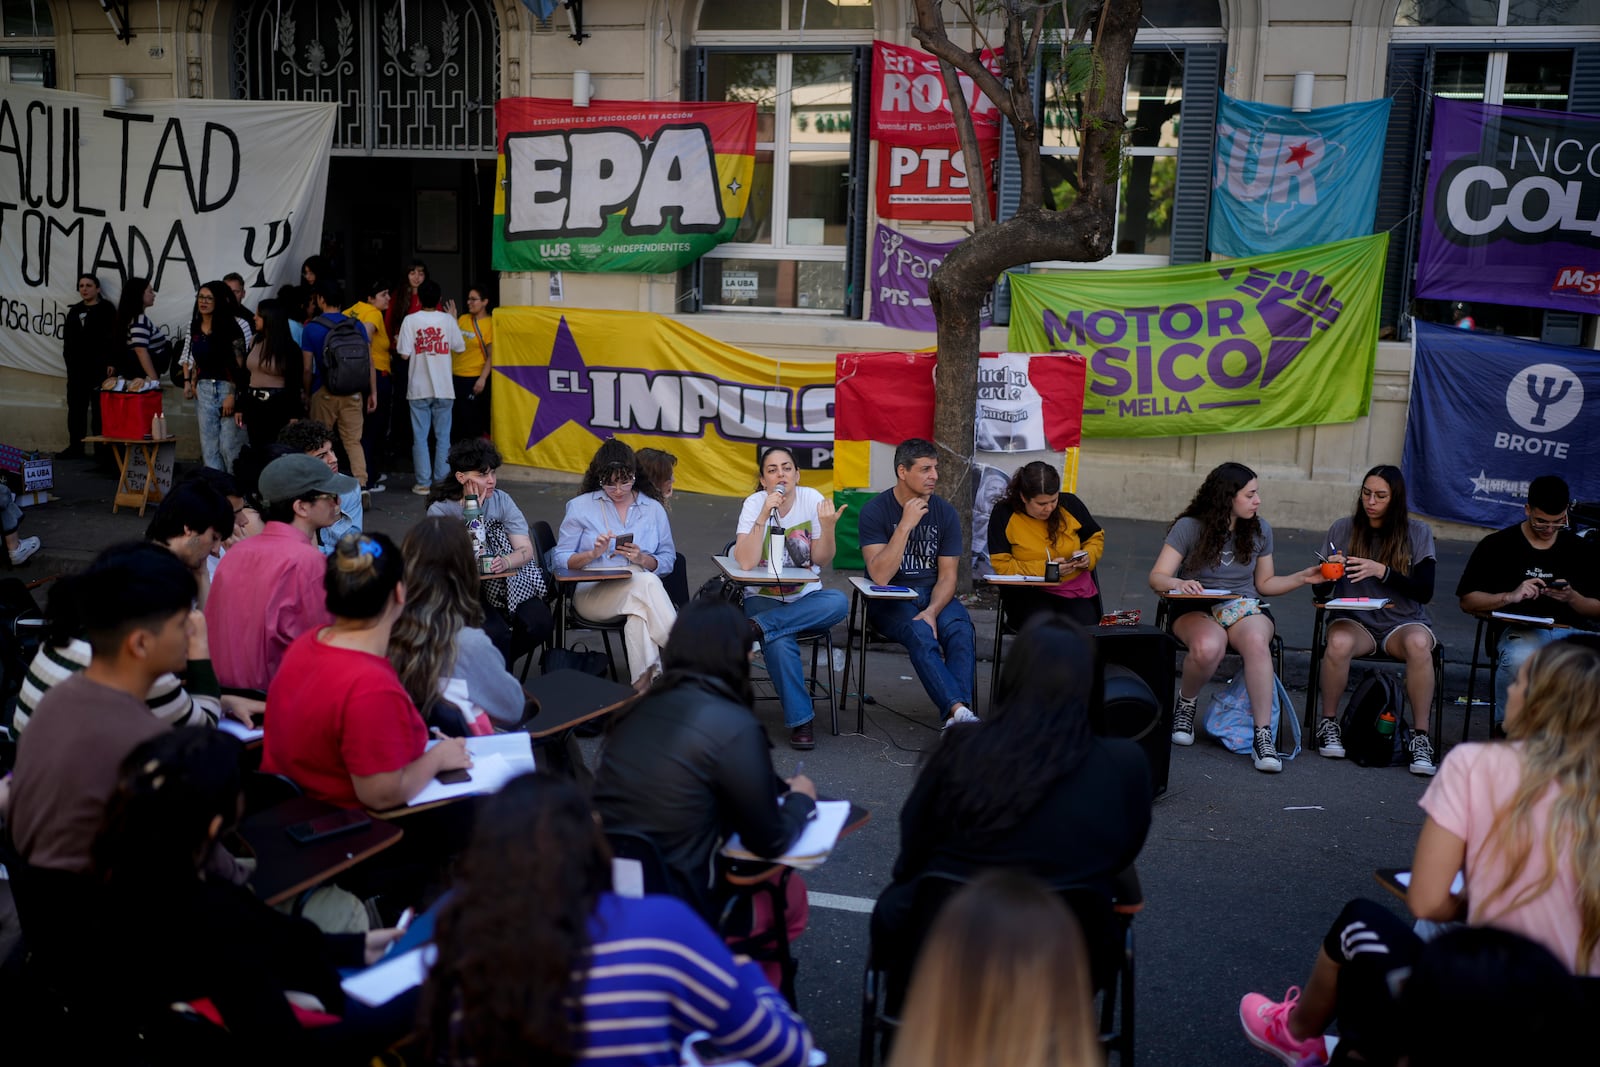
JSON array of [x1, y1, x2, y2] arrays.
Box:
[[1203, 674, 1302, 759]]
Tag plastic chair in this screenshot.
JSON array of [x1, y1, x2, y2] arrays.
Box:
[[533, 519, 629, 682], [1303, 601, 1445, 746]]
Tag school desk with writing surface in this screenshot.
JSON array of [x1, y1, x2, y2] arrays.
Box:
[[82, 434, 175, 516], [839, 576, 920, 734], [238, 794, 403, 908]]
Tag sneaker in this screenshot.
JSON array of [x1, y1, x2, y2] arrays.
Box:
[[1252, 726, 1283, 773], [1315, 717, 1345, 759], [1239, 987, 1327, 1065], [8, 536, 40, 566], [411, 482, 431, 496], [365, 481, 386, 494], [942, 705, 980, 730], [789, 722, 816, 751], [1171, 695, 1198, 746], [1408, 732, 1437, 777]]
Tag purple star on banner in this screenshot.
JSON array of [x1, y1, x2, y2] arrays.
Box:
[[495, 316, 595, 450]]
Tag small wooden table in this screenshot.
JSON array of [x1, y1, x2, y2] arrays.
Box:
[[238, 795, 404, 907], [712, 554, 821, 586], [82, 434, 175, 516]]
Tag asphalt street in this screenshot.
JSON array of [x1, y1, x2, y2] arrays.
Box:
[[6, 459, 1502, 1065]]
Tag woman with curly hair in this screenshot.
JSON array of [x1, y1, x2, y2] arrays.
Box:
[[1313, 464, 1441, 773], [549, 438, 677, 687], [390, 516, 525, 733], [421, 773, 814, 1067], [1238, 639, 1600, 1065], [1148, 462, 1320, 773], [986, 460, 1106, 628]]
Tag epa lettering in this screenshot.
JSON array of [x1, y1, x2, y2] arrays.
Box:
[[506, 125, 726, 239], [1493, 431, 1570, 458]]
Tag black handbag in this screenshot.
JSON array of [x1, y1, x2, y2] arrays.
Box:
[[694, 573, 745, 609], [540, 642, 611, 678]]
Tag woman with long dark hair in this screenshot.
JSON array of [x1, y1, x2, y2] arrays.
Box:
[[593, 599, 817, 918], [422, 773, 813, 1067], [1238, 639, 1600, 1064], [114, 276, 160, 380], [1313, 464, 1440, 773], [237, 298, 305, 454], [60, 273, 117, 458], [987, 460, 1105, 628], [550, 438, 677, 687], [389, 516, 525, 733], [179, 280, 252, 472], [1148, 462, 1321, 773], [872, 615, 1151, 981], [451, 284, 494, 442]]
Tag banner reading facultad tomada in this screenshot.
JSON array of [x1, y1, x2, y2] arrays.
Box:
[[1007, 234, 1386, 438], [0, 85, 335, 377], [493, 98, 756, 274]]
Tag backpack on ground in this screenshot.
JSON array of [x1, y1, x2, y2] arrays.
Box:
[[1203, 673, 1302, 760], [1339, 671, 1410, 767], [313, 314, 371, 396], [694, 573, 745, 609]]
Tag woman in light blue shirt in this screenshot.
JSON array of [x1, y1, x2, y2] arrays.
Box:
[[550, 440, 677, 687]]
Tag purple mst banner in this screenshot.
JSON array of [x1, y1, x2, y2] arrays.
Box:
[[869, 223, 992, 331], [1418, 98, 1600, 314]]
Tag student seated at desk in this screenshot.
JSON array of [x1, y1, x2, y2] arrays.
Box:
[[263, 531, 471, 810], [986, 460, 1105, 628]]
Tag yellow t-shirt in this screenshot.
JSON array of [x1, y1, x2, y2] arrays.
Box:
[[344, 301, 392, 373], [455, 314, 492, 378]]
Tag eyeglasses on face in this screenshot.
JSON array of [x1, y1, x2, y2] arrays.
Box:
[[602, 474, 635, 488], [1528, 515, 1569, 531]]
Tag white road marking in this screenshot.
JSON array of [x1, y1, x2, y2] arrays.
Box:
[[808, 891, 875, 914]]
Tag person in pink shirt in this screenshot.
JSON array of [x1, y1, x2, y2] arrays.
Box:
[[1236, 637, 1600, 1065], [205, 453, 350, 691]]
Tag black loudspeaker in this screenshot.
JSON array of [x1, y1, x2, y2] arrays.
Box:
[[1092, 624, 1178, 796]]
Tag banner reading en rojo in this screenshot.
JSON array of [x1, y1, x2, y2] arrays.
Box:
[[493, 98, 757, 274], [491, 308, 835, 497], [1007, 234, 1387, 438]]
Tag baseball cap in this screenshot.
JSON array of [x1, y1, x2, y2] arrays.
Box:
[[258, 453, 358, 506]]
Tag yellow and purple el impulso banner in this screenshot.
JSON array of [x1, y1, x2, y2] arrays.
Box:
[[491, 308, 836, 497], [1007, 233, 1387, 438], [493, 98, 757, 274]]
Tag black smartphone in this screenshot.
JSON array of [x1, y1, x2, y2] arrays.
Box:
[[614, 533, 635, 546], [1548, 579, 1570, 590], [435, 768, 472, 785], [286, 809, 371, 844]]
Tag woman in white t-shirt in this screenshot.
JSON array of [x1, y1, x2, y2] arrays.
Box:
[[731, 447, 849, 751]]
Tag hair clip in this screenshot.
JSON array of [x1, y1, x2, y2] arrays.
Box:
[[357, 538, 383, 559]]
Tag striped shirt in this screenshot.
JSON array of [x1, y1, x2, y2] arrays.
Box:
[[12, 639, 221, 734]]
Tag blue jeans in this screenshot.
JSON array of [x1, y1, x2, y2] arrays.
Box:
[[409, 397, 452, 486], [867, 589, 976, 718], [195, 378, 244, 473], [748, 588, 850, 728], [0, 483, 20, 535], [1495, 625, 1577, 722]]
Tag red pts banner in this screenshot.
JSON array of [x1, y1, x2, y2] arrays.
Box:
[[876, 142, 997, 222], [871, 40, 1004, 146]]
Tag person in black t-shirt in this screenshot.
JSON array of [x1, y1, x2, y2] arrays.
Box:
[[1456, 475, 1600, 725], [60, 273, 118, 459]]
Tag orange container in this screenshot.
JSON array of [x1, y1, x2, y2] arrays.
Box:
[[100, 390, 165, 439]]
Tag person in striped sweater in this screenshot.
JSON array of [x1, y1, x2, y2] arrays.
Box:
[[422, 773, 814, 1067]]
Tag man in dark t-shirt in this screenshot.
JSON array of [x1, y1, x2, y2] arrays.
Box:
[[1456, 475, 1600, 724], [856, 438, 977, 725]]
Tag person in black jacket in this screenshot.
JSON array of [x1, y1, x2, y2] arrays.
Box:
[[60, 273, 118, 459], [593, 598, 817, 919], [871, 615, 1152, 991]]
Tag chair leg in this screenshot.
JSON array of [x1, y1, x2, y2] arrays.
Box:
[[989, 606, 1004, 712], [822, 632, 839, 737], [598, 630, 619, 682], [1463, 618, 1485, 743]]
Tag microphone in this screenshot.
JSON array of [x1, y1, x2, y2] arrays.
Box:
[[768, 484, 787, 585], [769, 482, 786, 521]]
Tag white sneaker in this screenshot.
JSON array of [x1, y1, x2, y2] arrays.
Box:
[[1171, 695, 1198, 746], [1408, 733, 1437, 777], [411, 482, 431, 496], [943, 705, 980, 730], [1252, 726, 1283, 773], [8, 536, 39, 566], [1315, 717, 1346, 759], [365, 482, 387, 494]]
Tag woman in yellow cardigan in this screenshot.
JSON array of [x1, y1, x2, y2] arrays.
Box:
[[986, 461, 1106, 628]]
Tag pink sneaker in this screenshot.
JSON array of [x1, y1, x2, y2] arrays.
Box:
[[1239, 987, 1328, 1065]]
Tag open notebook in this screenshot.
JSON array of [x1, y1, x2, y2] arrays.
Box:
[[408, 733, 537, 806], [721, 800, 851, 870]]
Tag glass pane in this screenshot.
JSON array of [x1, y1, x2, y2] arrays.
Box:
[[791, 52, 854, 143], [1041, 153, 1081, 212], [1118, 154, 1176, 256], [706, 52, 778, 142], [789, 0, 874, 30], [699, 0, 781, 31], [1508, 0, 1600, 26], [732, 150, 775, 244], [1502, 50, 1573, 110], [1413, 297, 1545, 338], [1126, 52, 1183, 152], [1394, 0, 1501, 26], [2, 0, 53, 37], [786, 152, 848, 245], [704, 257, 847, 310], [1142, 0, 1222, 28], [3, 53, 45, 84], [1433, 52, 1490, 101]]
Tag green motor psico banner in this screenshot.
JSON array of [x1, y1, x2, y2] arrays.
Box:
[[1006, 233, 1388, 438], [493, 97, 757, 274]]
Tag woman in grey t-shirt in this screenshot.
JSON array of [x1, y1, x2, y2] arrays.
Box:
[[1148, 462, 1321, 774]]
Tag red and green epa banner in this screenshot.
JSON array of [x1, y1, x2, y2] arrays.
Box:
[[493, 98, 757, 274]]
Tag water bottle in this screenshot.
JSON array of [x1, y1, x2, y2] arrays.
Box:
[[1376, 710, 1397, 737], [463, 493, 491, 573], [768, 517, 786, 579]]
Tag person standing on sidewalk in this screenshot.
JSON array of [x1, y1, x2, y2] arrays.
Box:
[[346, 281, 393, 494], [302, 279, 372, 492], [451, 285, 494, 443], [395, 279, 463, 495], [59, 274, 118, 459], [180, 281, 252, 474]]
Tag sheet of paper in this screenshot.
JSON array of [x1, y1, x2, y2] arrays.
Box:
[[1325, 597, 1391, 610], [1391, 870, 1466, 895], [341, 945, 436, 1007], [1491, 611, 1556, 626], [217, 718, 265, 743], [407, 752, 519, 806], [722, 799, 851, 868]]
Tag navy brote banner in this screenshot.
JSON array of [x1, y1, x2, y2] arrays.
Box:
[[1402, 321, 1600, 528]]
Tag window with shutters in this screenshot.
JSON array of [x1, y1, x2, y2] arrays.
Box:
[[1383, 1, 1600, 340], [1, 0, 54, 88]]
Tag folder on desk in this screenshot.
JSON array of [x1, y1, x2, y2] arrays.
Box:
[[721, 800, 851, 870]]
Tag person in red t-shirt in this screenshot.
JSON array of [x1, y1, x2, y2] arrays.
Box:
[[263, 531, 470, 809]]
